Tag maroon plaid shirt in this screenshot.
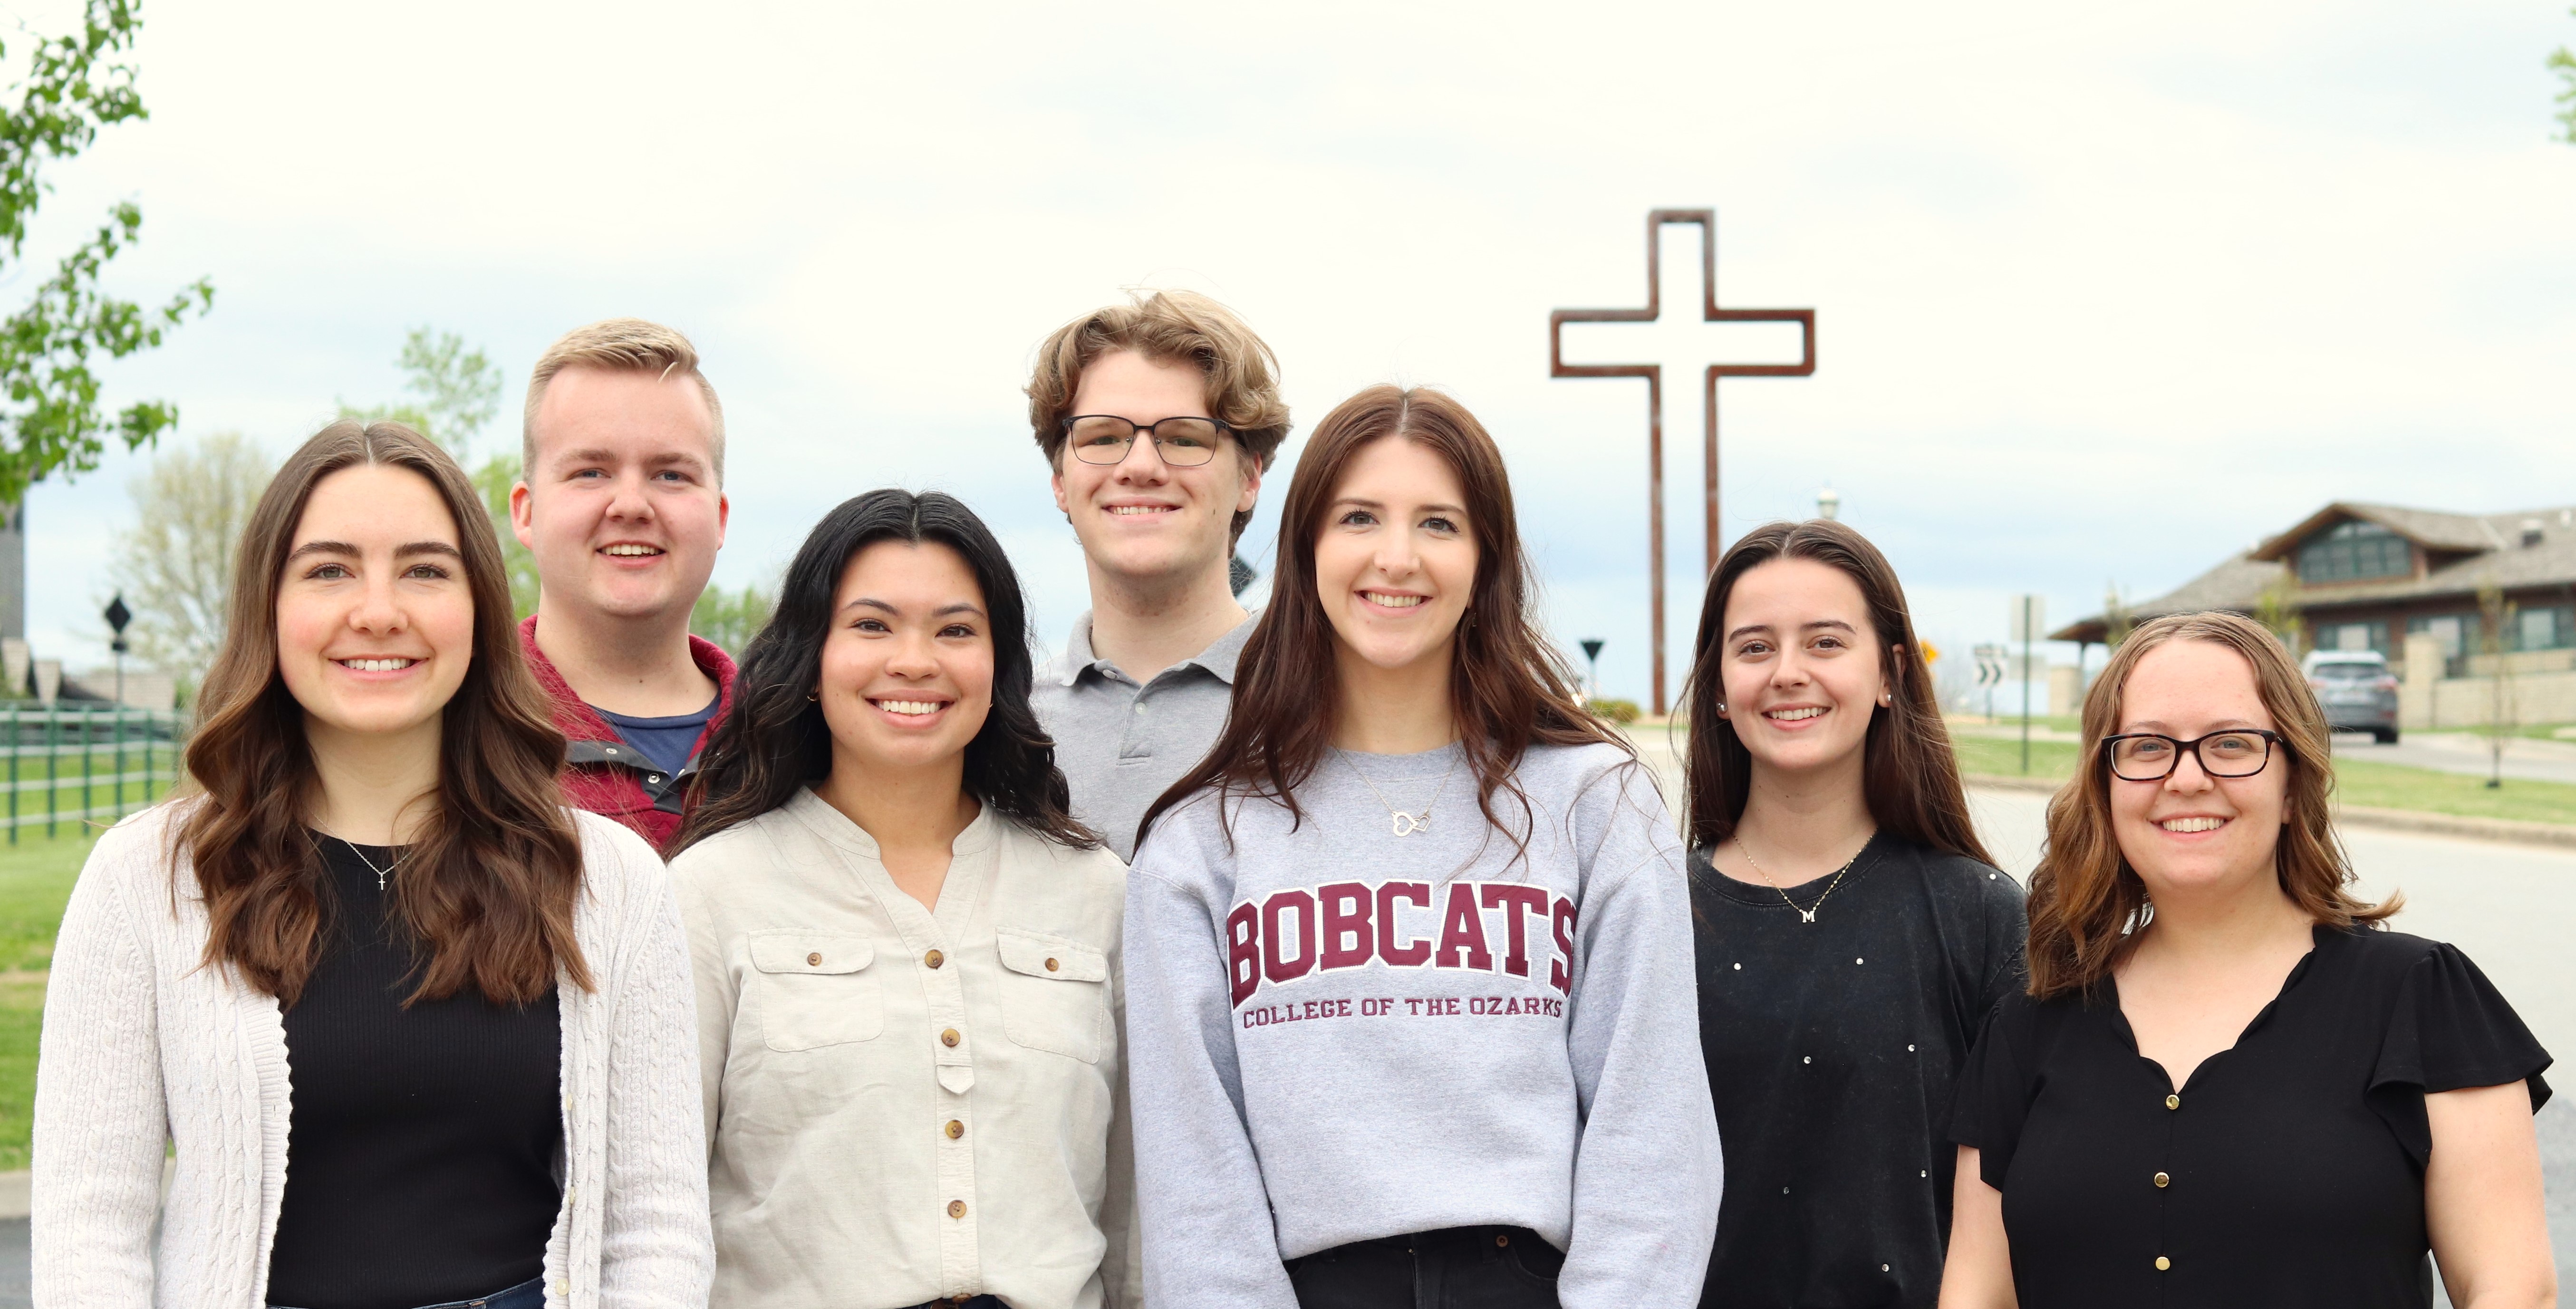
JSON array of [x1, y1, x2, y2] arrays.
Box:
[[518, 614, 736, 851]]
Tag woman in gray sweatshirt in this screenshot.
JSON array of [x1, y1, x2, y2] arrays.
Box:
[[1125, 385, 1721, 1309]]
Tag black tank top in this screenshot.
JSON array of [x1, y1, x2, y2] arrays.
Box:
[[267, 836, 563, 1309]]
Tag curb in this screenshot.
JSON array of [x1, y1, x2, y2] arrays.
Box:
[[1964, 774, 2576, 851], [0, 1169, 23, 1220], [2330, 806, 2576, 850]]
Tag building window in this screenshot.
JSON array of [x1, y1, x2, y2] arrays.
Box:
[[2517, 605, 2576, 651], [2404, 613, 2477, 676], [2296, 520, 2412, 584], [2311, 619, 2387, 654]]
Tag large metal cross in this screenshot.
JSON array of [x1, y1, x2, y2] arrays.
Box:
[[1550, 208, 1816, 715]]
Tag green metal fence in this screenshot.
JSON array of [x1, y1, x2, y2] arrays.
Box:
[[2, 704, 186, 841]]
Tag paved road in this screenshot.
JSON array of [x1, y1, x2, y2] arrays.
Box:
[[2333, 729, 2576, 786]]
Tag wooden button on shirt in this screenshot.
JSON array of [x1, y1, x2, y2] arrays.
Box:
[[668, 790, 1138, 1309], [1949, 924, 2551, 1309]]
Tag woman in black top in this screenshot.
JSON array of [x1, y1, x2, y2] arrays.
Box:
[[35, 422, 709, 1309], [1941, 612, 2555, 1309], [1681, 520, 2025, 1308]]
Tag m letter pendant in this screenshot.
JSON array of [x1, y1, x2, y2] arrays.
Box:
[[1391, 810, 1428, 837], [1798, 908, 1817, 924]]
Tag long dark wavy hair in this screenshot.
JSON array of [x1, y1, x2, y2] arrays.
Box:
[[180, 421, 589, 1008], [1679, 519, 1992, 865], [674, 489, 1096, 852], [1137, 385, 1622, 854]]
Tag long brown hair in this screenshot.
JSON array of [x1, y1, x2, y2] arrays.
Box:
[[1137, 385, 1621, 852], [179, 420, 589, 1007], [1679, 520, 1991, 864], [2024, 611, 2394, 999]]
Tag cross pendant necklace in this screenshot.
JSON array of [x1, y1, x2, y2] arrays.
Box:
[[337, 836, 401, 892]]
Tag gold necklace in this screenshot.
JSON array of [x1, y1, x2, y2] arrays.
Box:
[[1735, 835, 1865, 924], [1336, 749, 1460, 838]]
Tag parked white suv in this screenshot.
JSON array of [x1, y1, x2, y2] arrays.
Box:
[[2303, 650, 2400, 744]]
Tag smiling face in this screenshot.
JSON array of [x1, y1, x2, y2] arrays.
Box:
[[276, 464, 476, 744], [816, 539, 996, 779], [513, 363, 729, 624], [2108, 638, 2292, 901], [1715, 558, 1895, 778], [1312, 436, 1479, 674], [1050, 349, 1260, 587]]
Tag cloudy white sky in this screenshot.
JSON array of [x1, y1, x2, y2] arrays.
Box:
[[15, 0, 2576, 704]]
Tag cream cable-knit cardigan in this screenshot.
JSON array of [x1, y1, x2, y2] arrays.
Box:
[[29, 802, 714, 1308]]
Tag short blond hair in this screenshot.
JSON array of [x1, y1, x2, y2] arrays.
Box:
[[1025, 290, 1288, 540], [523, 318, 726, 480]]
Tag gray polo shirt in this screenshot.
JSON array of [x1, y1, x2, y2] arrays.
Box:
[[1032, 610, 1253, 861]]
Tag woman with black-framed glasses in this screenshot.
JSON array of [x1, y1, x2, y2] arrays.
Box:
[[1938, 611, 2555, 1309]]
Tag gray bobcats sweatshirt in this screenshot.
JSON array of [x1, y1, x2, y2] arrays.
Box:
[[1122, 740, 1721, 1307]]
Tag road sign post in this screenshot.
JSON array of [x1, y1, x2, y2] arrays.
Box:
[[104, 594, 131, 707], [1972, 644, 2006, 722], [1579, 639, 1606, 702], [2008, 596, 2046, 774]]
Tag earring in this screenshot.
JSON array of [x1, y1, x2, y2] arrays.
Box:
[[1716, 703, 1728, 715], [807, 691, 819, 702]]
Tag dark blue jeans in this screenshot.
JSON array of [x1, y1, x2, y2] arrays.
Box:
[[1287, 1226, 1565, 1309], [273, 1276, 543, 1309]]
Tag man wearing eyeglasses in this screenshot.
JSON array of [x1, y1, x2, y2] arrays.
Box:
[[1024, 290, 1291, 859]]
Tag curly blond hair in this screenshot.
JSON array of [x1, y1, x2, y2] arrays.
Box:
[[1025, 290, 1289, 540]]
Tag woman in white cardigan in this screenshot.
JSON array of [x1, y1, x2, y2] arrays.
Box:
[[32, 421, 712, 1309]]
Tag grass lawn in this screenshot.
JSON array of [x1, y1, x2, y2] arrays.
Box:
[[2331, 760, 2576, 826], [0, 833, 95, 1170], [1952, 733, 2081, 780], [1949, 732, 2576, 826]]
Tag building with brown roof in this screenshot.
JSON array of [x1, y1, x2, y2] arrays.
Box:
[[2055, 501, 2576, 684]]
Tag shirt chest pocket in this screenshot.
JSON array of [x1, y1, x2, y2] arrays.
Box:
[[749, 931, 884, 1051], [994, 928, 1110, 1065]]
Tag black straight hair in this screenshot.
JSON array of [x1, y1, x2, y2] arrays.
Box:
[[673, 488, 1097, 854]]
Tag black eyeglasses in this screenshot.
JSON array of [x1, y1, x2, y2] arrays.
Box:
[[1061, 414, 1236, 467], [2102, 730, 2285, 782]]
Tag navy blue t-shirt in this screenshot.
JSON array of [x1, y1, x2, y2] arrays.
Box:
[[593, 693, 719, 777]]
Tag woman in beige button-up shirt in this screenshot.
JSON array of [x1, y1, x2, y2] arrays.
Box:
[[667, 490, 1135, 1309]]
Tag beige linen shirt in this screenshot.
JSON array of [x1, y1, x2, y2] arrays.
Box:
[[669, 789, 1138, 1309]]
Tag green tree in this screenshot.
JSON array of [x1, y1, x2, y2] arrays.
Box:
[[105, 430, 265, 684], [2477, 576, 2518, 788], [2555, 7, 2576, 144], [2253, 573, 2306, 660], [345, 328, 536, 617], [0, 0, 215, 503], [690, 583, 774, 657], [340, 327, 503, 458]]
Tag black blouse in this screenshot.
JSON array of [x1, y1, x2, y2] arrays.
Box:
[[268, 837, 565, 1309], [1691, 830, 2026, 1309], [1949, 924, 2551, 1309]]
